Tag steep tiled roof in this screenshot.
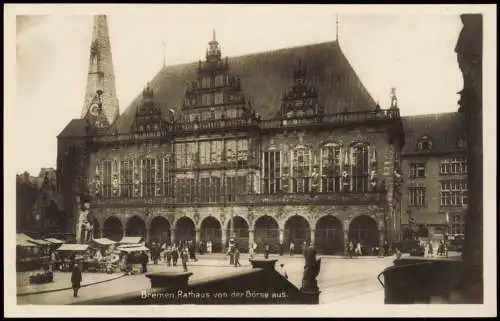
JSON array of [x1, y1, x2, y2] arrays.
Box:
[[58, 119, 88, 138], [109, 40, 377, 134], [401, 112, 466, 155]]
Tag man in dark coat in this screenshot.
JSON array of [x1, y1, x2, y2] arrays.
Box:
[[141, 251, 149, 273], [71, 264, 82, 298]]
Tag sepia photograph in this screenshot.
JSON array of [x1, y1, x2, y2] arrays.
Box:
[[4, 3, 496, 318]]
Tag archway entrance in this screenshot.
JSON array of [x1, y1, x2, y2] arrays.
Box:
[[315, 215, 344, 255], [284, 215, 310, 254], [201, 216, 222, 253], [254, 215, 279, 253], [226, 216, 249, 253], [126, 216, 146, 239], [175, 217, 195, 243], [149, 216, 171, 245], [348, 215, 379, 255], [417, 225, 429, 238], [103, 217, 123, 242]]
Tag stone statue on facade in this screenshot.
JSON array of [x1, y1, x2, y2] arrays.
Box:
[[300, 242, 321, 293], [76, 201, 93, 244]]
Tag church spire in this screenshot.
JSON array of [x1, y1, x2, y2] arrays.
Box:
[[81, 15, 120, 128]]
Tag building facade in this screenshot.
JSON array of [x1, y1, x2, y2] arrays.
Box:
[[58, 16, 407, 254], [400, 113, 468, 241]]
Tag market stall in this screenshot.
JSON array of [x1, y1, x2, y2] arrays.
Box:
[[118, 236, 144, 245], [116, 244, 150, 275], [56, 243, 90, 272], [16, 233, 53, 271], [86, 238, 118, 272]]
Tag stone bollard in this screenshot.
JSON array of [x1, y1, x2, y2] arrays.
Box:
[[146, 271, 193, 290]]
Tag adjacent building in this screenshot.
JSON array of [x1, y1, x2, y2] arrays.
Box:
[[400, 113, 468, 241]]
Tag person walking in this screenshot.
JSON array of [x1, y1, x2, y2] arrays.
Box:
[[166, 245, 172, 267], [234, 248, 242, 267], [172, 244, 179, 266], [348, 241, 354, 258], [71, 264, 82, 298], [428, 242, 434, 258], [289, 242, 295, 256]]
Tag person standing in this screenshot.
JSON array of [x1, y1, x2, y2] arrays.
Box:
[[207, 240, 212, 255], [166, 245, 172, 267], [428, 242, 434, 258], [172, 244, 179, 266], [234, 248, 241, 267], [289, 242, 295, 256], [348, 241, 354, 258], [279, 240, 284, 256], [264, 244, 270, 259], [181, 247, 189, 272], [71, 264, 82, 298], [279, 263, 288, 279], [141, 251, 149, 273]]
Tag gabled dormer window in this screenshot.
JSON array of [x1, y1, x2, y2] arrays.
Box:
[[417, 135, 432, 151]]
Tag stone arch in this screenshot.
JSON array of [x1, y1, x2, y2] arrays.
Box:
[[315, 215, 344, 255], [149, 216, 171, 245], [348, 215, 379, 254], [103, 216, 123, 242], [125, 215, 146, 239], [284, 214, 311, 252], [200, 216, 222, 252], [175, 216, 196, 242], [225, 216, 249, 253], [254, 215, 280, 253]]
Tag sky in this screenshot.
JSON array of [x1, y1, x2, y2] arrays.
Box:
[[11, 5, 472, 175]]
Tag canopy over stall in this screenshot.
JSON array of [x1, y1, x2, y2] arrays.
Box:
[[44, 238, 65, 245], [57, 244, 89, 252], [91, 238, 116, 246], [118, 237, 144, 245]]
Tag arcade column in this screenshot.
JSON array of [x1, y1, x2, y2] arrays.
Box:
[[310, 229, 316, 245], [195, 229, 201, 244], [170, 228, 176, 244], [279, 229, 284, 244], [248, 229, 255, 250], [343, 229, 349, 256], [221, 228, 227, 250], [146, 228, 151, 244]]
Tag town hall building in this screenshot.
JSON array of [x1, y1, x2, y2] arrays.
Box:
[[56, 15, 465, 255]]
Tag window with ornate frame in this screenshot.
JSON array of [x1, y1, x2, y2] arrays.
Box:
[[210, 140, 223, 164], [291, 146, 311, 193], [199, 141, 211, 166], [417, 135, 432, 151], [320, 143, 341, 192], [202, 93, 212, 106], [102, 160, 112, 198], [351, 143, 370, 192], [201, 76, 211, 89], [262, 150, 281, 194], [162, 156, 172, 197], [214, 74, 224, 87], [214, 92, 224, 105], [440, 158, 467, 175], [120, 160, 134, 197], [175, 177, 196, 203]]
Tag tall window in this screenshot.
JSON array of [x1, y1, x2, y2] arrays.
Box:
[[440, 158, 467, 175], [291, 146, 311, 193], [214, 74, 224, 87], [451, 214, 464, 235], [211, 176, 222, 202], [199, 177, 210, 202], [210, 140, 223, 164], [440, 180, 468, 207], [201, 76, 211, 88], [263, 151, 281, 194], [202, 93, 212, 106], [351, 143, 370, 192], [120, 160, 134, 197], [102, 160, 112, 198], [226, 140, 237, 163], [214, 92, 224, 105], [409, 163, 426, 178], [162, 156, 172, 197], [225, 176, 247, 200], [321, 144, 341, 192], [236, 139, 248, 164], [141, 158, 156, 197], [176, 178, 195, 203], [408, 187, 426, 207], [199, 141, 211, 166]]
